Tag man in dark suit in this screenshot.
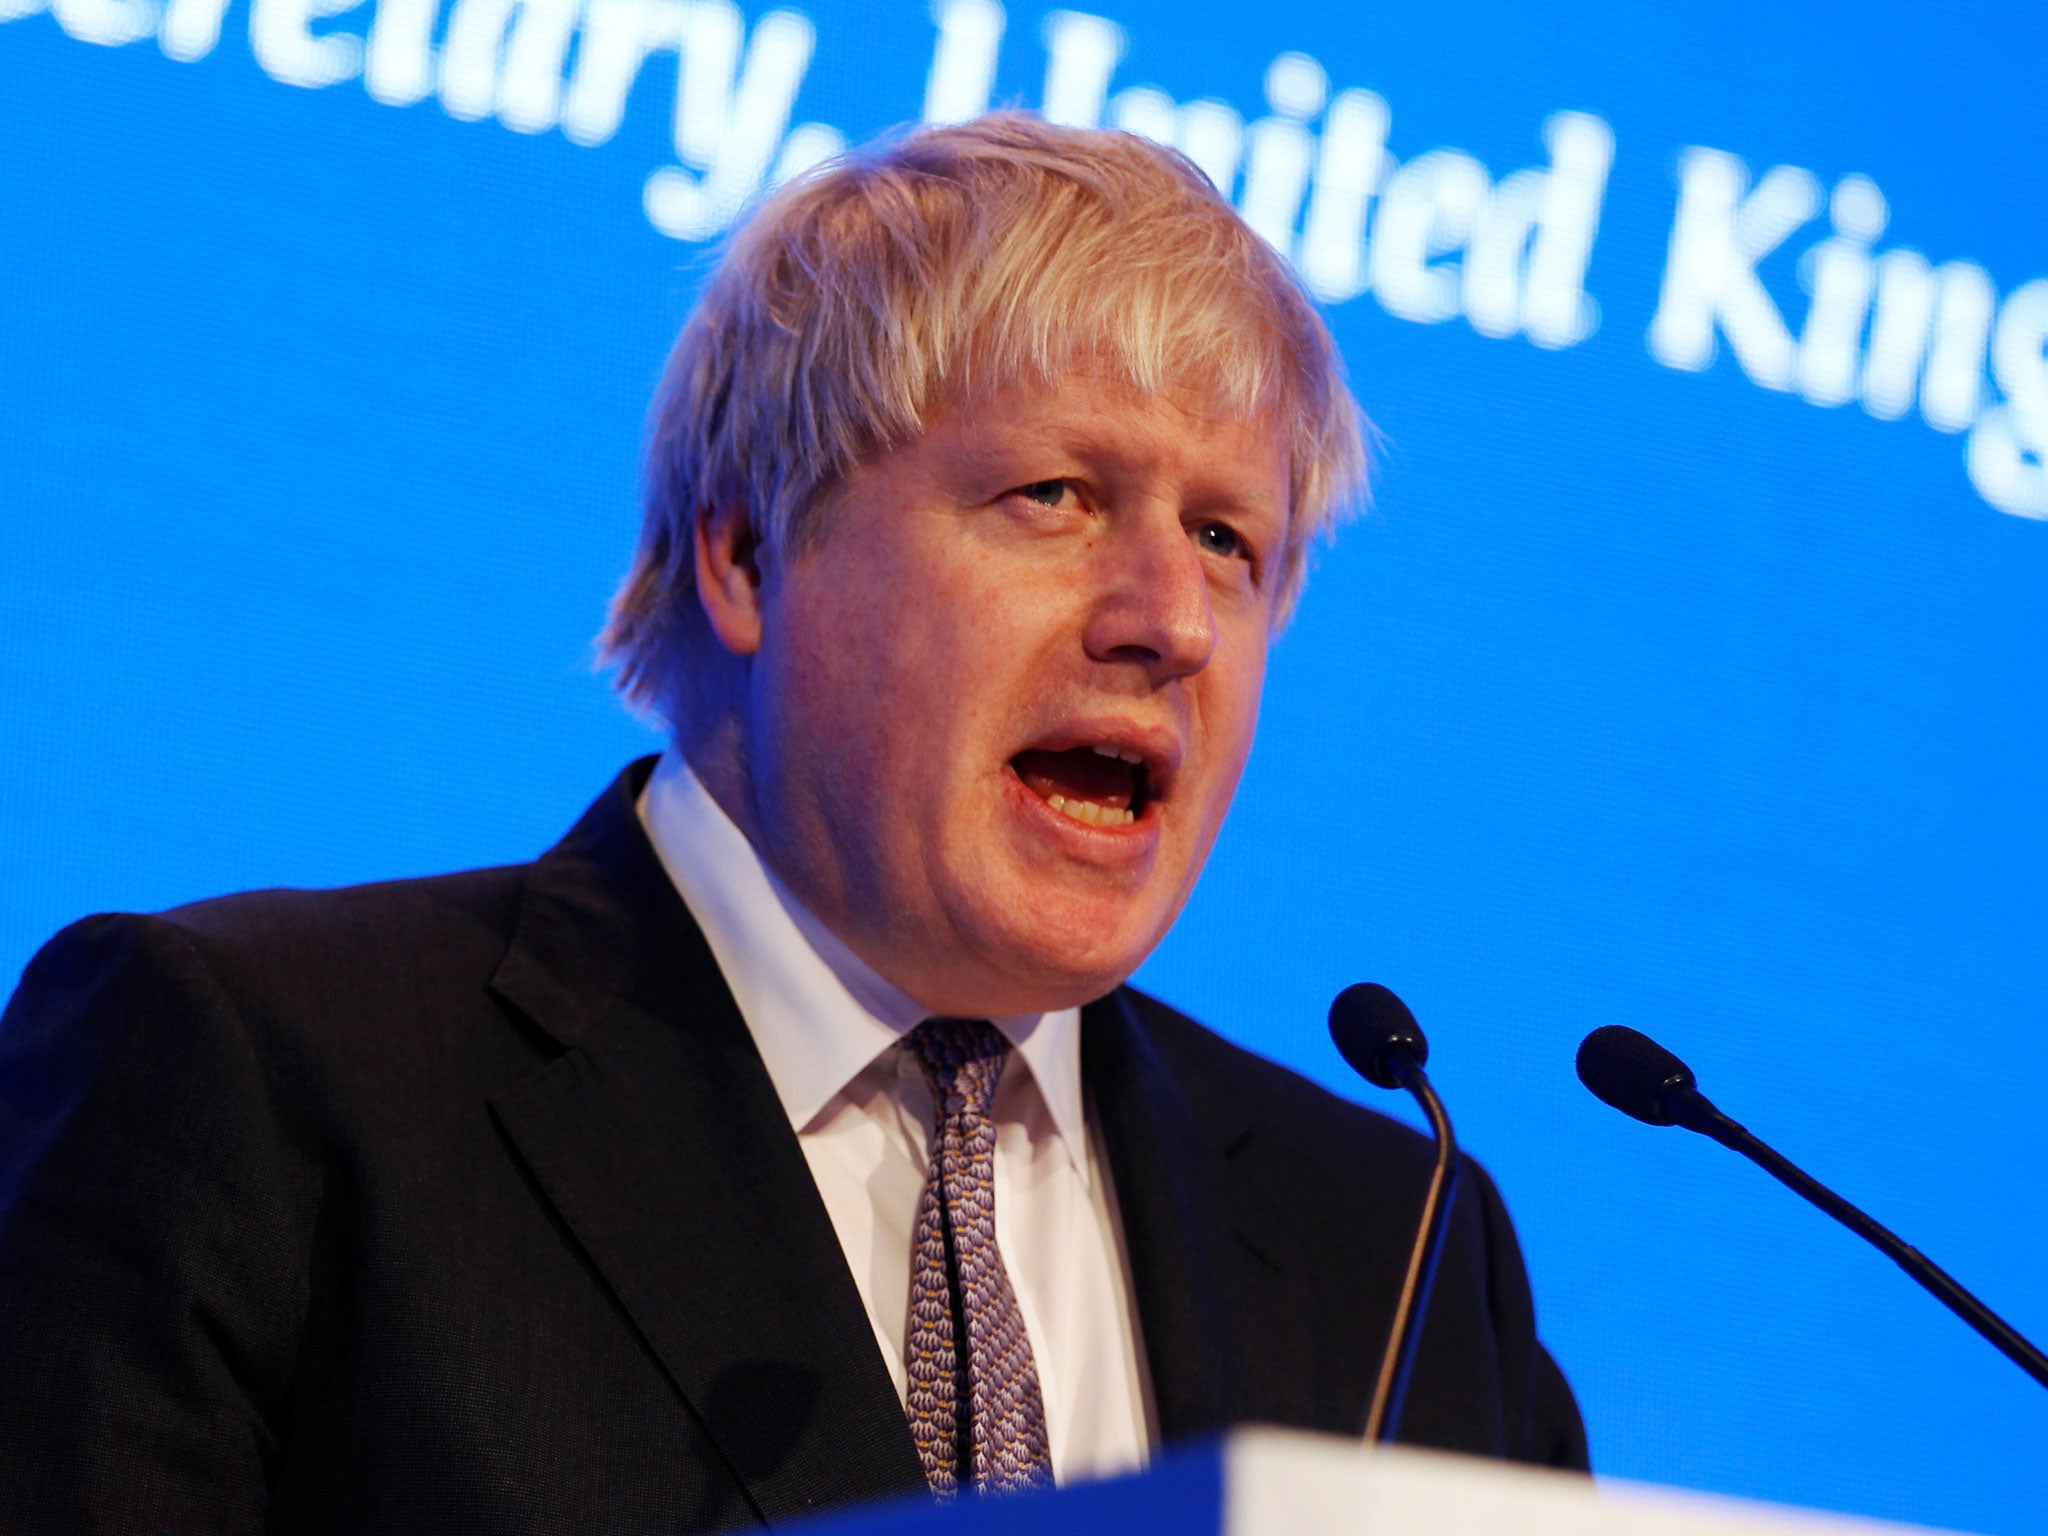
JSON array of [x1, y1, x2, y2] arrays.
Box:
[[0, 113, 1585, 1532]]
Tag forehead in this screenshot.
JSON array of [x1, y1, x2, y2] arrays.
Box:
[[922, 371, 1292, 498]]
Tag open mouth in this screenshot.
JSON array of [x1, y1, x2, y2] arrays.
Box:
[[1011, 745, 1152, 828]]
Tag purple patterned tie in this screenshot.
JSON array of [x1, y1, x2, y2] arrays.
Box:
[[903, 1018, 1055, 1497]]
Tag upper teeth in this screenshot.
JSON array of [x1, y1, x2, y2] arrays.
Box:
[[1090, 744, 1145, 764]]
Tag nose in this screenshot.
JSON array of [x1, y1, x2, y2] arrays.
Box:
[[1081, 508, 1217, 679]]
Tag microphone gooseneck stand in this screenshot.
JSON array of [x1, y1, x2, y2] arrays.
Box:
[[1577, 1023, 2048, 1393], [1328, 983, 1463, 1444]]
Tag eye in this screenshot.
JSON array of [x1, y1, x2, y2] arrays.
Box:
[[1014, 479, 1072, 507], [1193, 520, 1249, 561]]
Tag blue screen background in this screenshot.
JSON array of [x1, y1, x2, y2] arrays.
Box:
[[4, 1, 2044, 1530]]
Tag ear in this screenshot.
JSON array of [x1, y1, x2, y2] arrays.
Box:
[[692, 499, 767, 657]]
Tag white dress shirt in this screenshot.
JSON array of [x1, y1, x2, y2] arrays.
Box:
[[636, 748, 1155, 1485]]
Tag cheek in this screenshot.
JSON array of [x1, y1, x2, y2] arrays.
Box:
[[754, 581, 896, 831], [907, 562, 1065, 731], [1193, 643, 1269, 814], [768, 566, 1001, 806], [1220, 638, 1268, 737]]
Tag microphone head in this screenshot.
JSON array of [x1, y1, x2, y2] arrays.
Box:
[[1576, 1025, 1698, 1126], [1329, 982, 1429, 1090]]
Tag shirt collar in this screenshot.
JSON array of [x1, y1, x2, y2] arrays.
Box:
[[635, 747, 1090, 1182]]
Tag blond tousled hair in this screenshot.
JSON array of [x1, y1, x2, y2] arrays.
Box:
[[601, 110, 1369, 714]]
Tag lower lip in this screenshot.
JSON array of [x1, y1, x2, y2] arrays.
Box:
[[1002, 765, 1161, 862]]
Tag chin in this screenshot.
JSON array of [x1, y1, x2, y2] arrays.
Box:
[[955, 899, 1168, 1015]]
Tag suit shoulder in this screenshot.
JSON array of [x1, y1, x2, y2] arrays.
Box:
[[1115, 984, 1440, 1174], [156, 863, 529, 950], [8, 864, 534, 1066], [179, 860, 522, 955]]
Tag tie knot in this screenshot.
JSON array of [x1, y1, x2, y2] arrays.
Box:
[[909, 1018, 1008, 1111]]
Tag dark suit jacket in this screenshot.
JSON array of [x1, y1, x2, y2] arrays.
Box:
[[0, 760, 1585, 1532]]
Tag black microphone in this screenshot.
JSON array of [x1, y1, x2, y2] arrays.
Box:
[[1329, 983, 1461, 1444], [1577, 1024, 2048, 1392]]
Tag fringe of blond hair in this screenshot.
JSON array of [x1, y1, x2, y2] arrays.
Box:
[[601, 110, 1370, 714]]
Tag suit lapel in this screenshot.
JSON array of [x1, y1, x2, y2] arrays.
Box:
[[486, 762, 928, 1524], [1082, 989, 1256, 1447]]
